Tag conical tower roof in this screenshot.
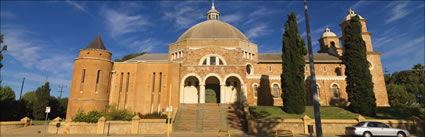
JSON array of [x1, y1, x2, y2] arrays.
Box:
[[86, 34, 106, 50]]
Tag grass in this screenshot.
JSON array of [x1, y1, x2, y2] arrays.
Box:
[[249, 106, 425, 120]]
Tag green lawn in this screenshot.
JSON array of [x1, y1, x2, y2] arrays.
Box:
[[249, 106, 425, 120]]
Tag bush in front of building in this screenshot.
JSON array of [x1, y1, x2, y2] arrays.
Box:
[[137, 112, 167, 119], [103, 108, 135, 121], [73, 110, 103, 123]]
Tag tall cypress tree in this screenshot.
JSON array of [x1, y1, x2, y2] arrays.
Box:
[[33, 82, 51, 120], [281, 12, 307, 114], [342, 15, 376, 116]]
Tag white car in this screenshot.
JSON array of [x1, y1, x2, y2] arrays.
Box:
[[345, 121, 410, 137]]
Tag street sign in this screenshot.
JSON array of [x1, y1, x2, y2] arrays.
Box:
[[45, 106, 51, 113]]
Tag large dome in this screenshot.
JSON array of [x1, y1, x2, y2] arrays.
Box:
[[176, 20, 249, 42]]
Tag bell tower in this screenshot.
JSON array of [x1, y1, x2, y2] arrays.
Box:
[[66, 34, 113, 120], [339, 9, 389, 106], [319, 27, 342, 56]]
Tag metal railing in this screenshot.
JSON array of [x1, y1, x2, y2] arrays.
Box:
[[275, 129, 295, 137], [217, 129, 231, 137]]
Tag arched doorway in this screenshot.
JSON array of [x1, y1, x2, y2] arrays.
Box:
[[182, 76, 200, 104], [224, 76, 242, 104], [205, 76, 220, 103]]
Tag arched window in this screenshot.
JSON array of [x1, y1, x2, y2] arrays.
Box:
[[330, 41, 335, 47], [200, 55, 226, 66], [273, 84, 280, 98], [323, 66, 327, 72], [332, 84, 340, 98], [253, 84, 258, 98], [268, 65, 272, 72]]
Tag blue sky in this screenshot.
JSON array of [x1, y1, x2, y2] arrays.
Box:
[[1, 0, 424, 98]]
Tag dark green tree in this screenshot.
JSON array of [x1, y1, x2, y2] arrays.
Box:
[[114, 52, 148, 62], [0, 34, 8, 85], [281, 12, 307, 114], [33, 82, 51, 120], [22, 91, 36, 118], [0, 86, 15, 102], [342, 15, 376, 116], [387, 84, 415, 106]]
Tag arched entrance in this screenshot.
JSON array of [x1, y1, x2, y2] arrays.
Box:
[[223, 76, 241, 103], [205, 76, 220, 103], [181, 76, 200, 104]]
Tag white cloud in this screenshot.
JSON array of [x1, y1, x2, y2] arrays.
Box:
[[386, 1, 410, 24], [245, 24, 271, 39], [163, 6, 204, 30], [1, 11, 16, 19], [221, 13, 242, 24], [382, 36, 425, 59], [65, 0, 86, 12], [350, 1, 373, 10], [2, 25, 75, 74], [130, 38, 165, 52], [103, 8, 150, 37]]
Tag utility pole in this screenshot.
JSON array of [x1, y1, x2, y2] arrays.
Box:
[[58, 84, 67, 98], [303, 0, 323, 137], [19, 77, 25, 100]]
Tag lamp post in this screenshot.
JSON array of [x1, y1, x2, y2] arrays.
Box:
[[303, 0, 323, 136]]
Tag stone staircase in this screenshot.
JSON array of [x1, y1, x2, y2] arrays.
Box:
[[173, 104, 246, 133]]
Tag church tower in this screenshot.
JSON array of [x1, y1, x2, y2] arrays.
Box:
[[66, 34, 113, 120], [319, 27, 342, 56], [339, 9, 389, 106]]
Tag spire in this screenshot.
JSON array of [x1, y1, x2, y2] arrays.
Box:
[[207, 0, 219, 20], [212, 0, 215, 9], [86, 34, 106, 50]]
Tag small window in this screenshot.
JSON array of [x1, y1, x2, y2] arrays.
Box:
[[335, 67, 342, 76], [305, 66, 308, 72], [268, 65, 272, 72], [273, 84, 279, 98], [330, 41, 335, 47], [203, 60, 207, 65], [323, 66, 327, 72], [219, 59, 224, 65], [316, 84, 320, 99], [332, 84, 339, 98], [95, 70, 101, 92]]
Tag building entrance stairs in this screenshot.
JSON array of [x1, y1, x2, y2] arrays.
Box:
[[173, 103, 246, 134]]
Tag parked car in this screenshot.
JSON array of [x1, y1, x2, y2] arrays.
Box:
[[345, 121, 410, 137]]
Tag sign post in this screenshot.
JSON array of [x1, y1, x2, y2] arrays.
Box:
[[43, 106, 50, 136]]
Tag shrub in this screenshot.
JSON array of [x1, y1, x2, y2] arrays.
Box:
[[103, 108, 135, 121], [73, 110, 102, 123], [137, 112, 167, 119]]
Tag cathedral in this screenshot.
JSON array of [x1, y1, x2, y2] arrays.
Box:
[[66, 4, 389, 119]]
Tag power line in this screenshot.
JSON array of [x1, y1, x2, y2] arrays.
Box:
[[58, 84, 67, 98]]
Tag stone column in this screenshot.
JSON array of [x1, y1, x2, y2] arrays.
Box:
[[200, 84, 205, 103], [303, 115, 312, 134], [97, 116, 106, 135], [20, 117, 31, 127], [131, 115, 141, 134], [241, 84, 247, 101], [220, 84, 225, 104]]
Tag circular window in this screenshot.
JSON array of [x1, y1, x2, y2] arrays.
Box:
[[246, 64, 252, 74]]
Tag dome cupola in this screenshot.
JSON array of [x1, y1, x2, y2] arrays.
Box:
[[343, 8, 364, 21], [207, 0, 220, 20], [321, 27, 337, 38]]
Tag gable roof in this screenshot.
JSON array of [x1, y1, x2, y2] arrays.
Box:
[[127, 53, 168, 61]]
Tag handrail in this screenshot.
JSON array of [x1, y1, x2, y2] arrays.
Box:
[[275, 129, 295, 137], [217, 129, 231, 137]]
